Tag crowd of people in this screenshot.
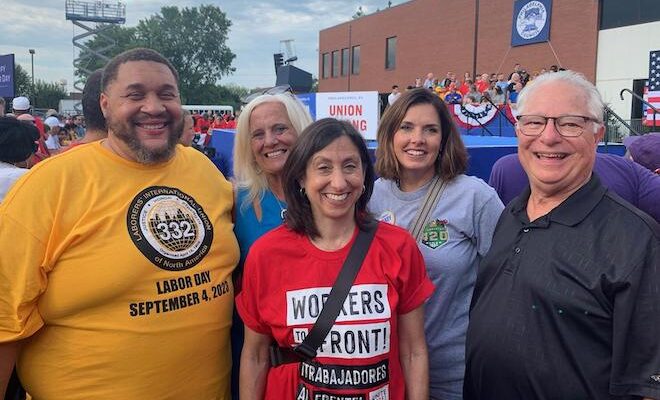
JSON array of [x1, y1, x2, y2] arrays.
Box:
[[0, 48, 659, 400], [192, 112, 238, 134], [388, 63, 566, 109], [0, 97, 91, 156]]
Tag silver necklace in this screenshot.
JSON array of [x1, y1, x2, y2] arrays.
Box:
[[273, 194, 287, 221]]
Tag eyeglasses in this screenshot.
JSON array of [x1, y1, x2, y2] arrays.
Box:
[[516, 115, 600, 137]]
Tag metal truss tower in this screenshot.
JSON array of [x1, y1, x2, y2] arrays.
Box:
[[66, 0, 126, 94]]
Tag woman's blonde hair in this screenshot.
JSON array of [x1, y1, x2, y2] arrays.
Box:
[[233, 93, 313, 209]]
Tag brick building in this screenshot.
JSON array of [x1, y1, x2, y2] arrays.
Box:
[[318, 0, 599, 93], [318, 0, 660, 120]]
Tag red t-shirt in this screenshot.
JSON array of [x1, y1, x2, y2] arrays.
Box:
[[475, 80, 489, 93], [195, 118, 210, 133], [237, 222, 434, 400], [210, 120, 228, 130], [192, 115, 202, 133], [459, 83, 471, 96]]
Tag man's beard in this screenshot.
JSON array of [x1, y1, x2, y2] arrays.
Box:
[[107, 114, 183, 164]]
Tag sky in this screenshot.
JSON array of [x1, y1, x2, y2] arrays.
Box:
[[0, 0, 401, 94]]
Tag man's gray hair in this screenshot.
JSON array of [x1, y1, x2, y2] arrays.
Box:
[[517, 70, 605, 124]]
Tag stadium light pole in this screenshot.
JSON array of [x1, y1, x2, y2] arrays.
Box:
[[29, 49, 35, 103]]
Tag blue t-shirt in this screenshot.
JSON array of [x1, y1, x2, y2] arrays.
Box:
[[496, 81, 509, 95], [232, 186, 287, 399], [234, 187, 287, 270], [508, 90, 519, 104]]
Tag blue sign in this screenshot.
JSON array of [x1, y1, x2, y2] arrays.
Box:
[[0, 54, 15, 98], [511, 0, 552, 47], [296, 93, 316, 119]]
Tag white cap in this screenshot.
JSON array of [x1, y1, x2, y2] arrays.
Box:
[[12, 96, 30, 111], [44, 116, 63, 128]]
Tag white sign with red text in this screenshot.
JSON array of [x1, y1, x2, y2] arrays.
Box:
[[315, 91, 379, 140]]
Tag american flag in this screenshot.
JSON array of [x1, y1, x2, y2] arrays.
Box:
[[645, 50, 660, 128]]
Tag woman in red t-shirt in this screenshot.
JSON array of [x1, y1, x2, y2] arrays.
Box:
[[237, 118, 434, 400]]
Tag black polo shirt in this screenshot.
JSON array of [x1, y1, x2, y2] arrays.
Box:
[[464, 175, 660, 400]]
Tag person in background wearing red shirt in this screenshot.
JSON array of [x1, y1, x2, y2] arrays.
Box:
[[475, 74, 490, 93], [11, 97, 49, 163], [179, 109, 196, 147], [210, 114, 226, 130], [192, 113, 202, 133], [195, 113, 211, 134], [459, 79, 472, 96], [225, 114, 237, 129]]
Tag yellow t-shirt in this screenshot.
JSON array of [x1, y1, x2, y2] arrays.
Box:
[[0, 142, 238, 399]]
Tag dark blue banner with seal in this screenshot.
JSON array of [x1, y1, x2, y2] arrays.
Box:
[[0, 54, 16, 99], [511, 0, 552, 47]]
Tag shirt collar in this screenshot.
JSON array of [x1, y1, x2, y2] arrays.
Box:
[[510, 174, 607, 227], [0, 161, 20, 169]]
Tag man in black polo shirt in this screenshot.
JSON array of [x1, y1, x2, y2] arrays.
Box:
[[464, 71, 660, 400]]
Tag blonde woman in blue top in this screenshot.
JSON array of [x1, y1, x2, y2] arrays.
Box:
[[230, 93, 312, 399]]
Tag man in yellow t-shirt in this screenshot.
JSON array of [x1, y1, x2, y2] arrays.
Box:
[[0, 48, 238, 399]]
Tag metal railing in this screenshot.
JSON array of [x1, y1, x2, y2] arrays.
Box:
[[603, 105, 643, 143], [620, 88, 658, 132], [65, 0, 126, 23]]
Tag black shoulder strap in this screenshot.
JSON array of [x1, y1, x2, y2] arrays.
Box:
[[269, 220, 378, 366]]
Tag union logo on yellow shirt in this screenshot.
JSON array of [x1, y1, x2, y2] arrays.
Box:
[[127, 186, 213, 271]]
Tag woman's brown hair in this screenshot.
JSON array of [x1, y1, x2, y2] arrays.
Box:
[[375, 88, 468, 182]]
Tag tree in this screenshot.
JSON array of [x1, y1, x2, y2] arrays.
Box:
[[74, 25, 138, 81], [75, 5, 236, 104], [136, 5, 236, 102], [11, 65, 65, 110], [32, 80, 67, 110], [14, 64, 31, 97], [186, 83, 249, 110], [221, 84, 250, 109]]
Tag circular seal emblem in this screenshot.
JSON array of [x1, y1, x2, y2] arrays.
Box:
[[127, 186, 213, 271], [516, 1, 548, 40]]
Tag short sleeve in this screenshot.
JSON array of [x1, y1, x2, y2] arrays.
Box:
[[474, 191, 504, 257], [609, 235, 660, 398], [395, 232, 435, 314], [634, 162, 660, 222], [235, 246, 271, 335], [0, 212, 47, 342]]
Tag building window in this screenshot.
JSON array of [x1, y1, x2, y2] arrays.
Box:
[[322, 53, 330, 79], [351, 45, 360, 75], [341, 48, 349, 76], [332, 50, 340, 78], [385, 37, 396, 70], [600, 0, 660, 29]]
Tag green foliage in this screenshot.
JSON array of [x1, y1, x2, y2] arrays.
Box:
[[74, 25, 138, 81], [12, 65, 66, 110], [14, 64, 31, 97], [32, 80, 67, 110], [75, 5, 237, 104], [186, 83, 249, 110], [136, 5, 236, 102]]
